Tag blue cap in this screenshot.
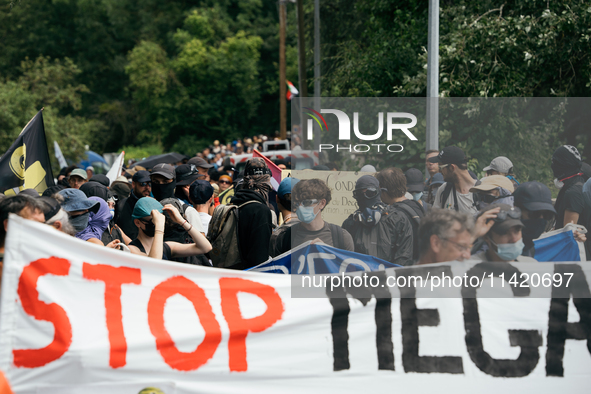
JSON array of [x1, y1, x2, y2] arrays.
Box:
[[430, 173, 444, 185], [132, 197, 163, 219], [277, 177, 300, 198], [58, 189, 99, 213]]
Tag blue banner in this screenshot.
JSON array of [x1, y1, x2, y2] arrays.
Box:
[[248, 242, 400, 274], [533, 230, 580, 262]]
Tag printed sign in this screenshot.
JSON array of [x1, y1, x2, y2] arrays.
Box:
[[287, 170, 375, 226]]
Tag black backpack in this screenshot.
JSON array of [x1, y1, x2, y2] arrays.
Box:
[[161, 199, 209, 266]]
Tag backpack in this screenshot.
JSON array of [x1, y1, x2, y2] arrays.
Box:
[[439, 180, 481, 211], [286, 222, 346, 250], [160, 198, 209, 266], [207, 200, 261, 268], [393, 201, 424, 260]]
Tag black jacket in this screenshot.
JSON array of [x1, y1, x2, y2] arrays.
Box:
[[115, 191, 140, 240], [342, 205, 414, 266], [230, 189, 273, 269]]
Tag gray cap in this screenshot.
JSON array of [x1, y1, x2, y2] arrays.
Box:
[[187, 156, 214, 169], [483, 156, 513, 174]]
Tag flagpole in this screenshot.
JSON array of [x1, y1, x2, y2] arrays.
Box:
[[279, 0, 287, 140]]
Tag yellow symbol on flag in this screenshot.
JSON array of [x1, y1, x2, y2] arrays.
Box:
[[9, 145, 26, 180], [3, 143, 47, 197], [138, 388, 165, 394]]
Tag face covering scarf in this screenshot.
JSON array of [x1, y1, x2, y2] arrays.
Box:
[[75, 197, 111, 241], [152, 180, 177, 201]]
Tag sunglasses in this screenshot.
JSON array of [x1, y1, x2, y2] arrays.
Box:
[[295, 199, 319, 208], [352, 187, 384, 199], [139, 181, 151, 187], [479, 193, 503, 204], [439, 164, 450, 169]]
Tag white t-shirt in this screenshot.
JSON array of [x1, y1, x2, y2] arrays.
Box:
[[199, 212, 212, 234], [182, 204, 205, 234], [433, 182, 478, 215]]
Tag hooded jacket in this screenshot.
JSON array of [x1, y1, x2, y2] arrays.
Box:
[[230, 189, 273, 269], [115, 191, 140, 240]]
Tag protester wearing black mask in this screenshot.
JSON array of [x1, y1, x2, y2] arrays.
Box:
[[342, 174, 414, 265], [513, 182, 556, 257], [151, 163, 177, 201], [551, 145, 590, 256]]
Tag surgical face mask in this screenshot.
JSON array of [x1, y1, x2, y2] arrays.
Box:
[[521, 218, 547, 243], [491, 238, 524, 261], [412, 192, 423, 201], [296, 205, 319, 224], [109, 208, 115, 219], [554, 178, 564, 189], [70, 212, 90, 233]]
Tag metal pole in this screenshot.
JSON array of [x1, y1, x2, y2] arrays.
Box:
[[279, 1, 287, 140], [426, 0, 439, 152], [296, 0, 307, 149], [296, 0, 308, 99], [313, 0, 321, 151]]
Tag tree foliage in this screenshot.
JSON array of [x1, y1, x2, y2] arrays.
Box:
[[0, 0, 589, 184]]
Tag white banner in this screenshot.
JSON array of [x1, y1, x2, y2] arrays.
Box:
[[1, 215, 590, 393], [105, 151, 125, 185]]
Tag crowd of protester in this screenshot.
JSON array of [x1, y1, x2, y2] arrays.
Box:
[[1, 144, 591, 283]]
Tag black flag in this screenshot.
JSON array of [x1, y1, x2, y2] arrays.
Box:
[[0, 110, 55, 196]]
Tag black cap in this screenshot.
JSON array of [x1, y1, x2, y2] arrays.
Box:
[[404, 168, 424, 193], [20, 189, 40, 198], [90, 174, 110, 187], [513, 182, 556, 213], [132, 170, 151, 183], [39, 196, 61, 222], [187, 156, 214, 169], [479, 203, 524, 235], [80, 181, 109, 201], [427, 146, 467, 165], [151, 163, 175, 180], [189, 180, 214, 204], [176, 164, 203, 186]]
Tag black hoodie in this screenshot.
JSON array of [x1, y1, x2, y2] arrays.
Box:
[[230, 189, 273, 269]]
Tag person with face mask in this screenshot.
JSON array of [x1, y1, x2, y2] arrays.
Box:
[[58, 189, 103, 244], [115, 170, 152, 241], [128, 197, 212, 261], [512, 181, 556, 257], [341, 175, 414, 265], [469, 175, 515, 211], [150, 163, 177, 202], [551, 145, 590, 256], [274, 178, 354, 255], [227, 158, 276, 269], [471, 203, 537, 262], [405, 168, 430, 211]]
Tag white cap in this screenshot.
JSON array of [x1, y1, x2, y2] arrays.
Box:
[[483, 156, 513, 174]]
